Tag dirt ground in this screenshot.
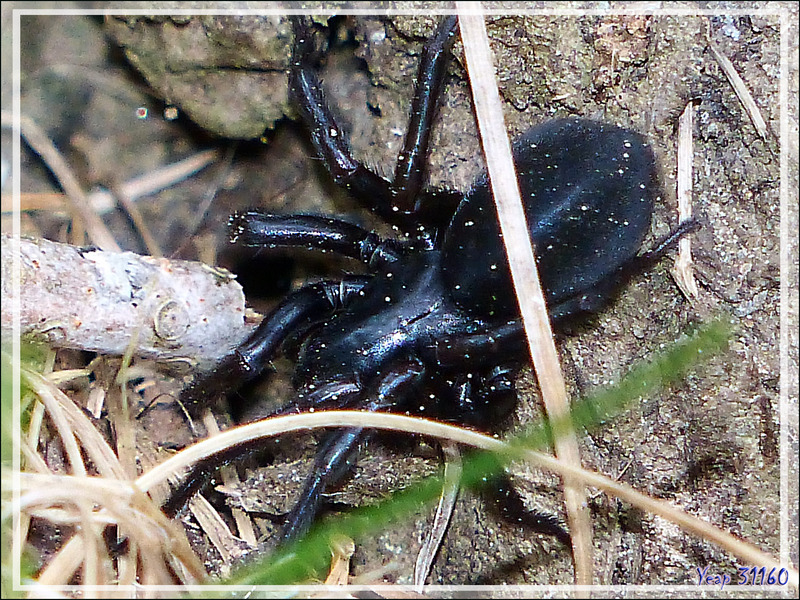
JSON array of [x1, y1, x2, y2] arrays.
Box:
[[3, 1, 798, 593]]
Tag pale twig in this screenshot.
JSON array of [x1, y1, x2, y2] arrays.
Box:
[[2, 235, 254, 368], [455, 7, 593, 585]]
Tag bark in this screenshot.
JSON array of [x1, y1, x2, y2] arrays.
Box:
[[1, 234, 255, 369]]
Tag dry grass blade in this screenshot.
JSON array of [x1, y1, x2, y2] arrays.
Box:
[[188, 494, 239, 577], [707, 40, 773, 143], [2, 149, 220, 216], [22, 369, 126, 481], [46, 369, 91, 385], [1, 110, 120, 252], [203, 411, 258, 548], [30, 539, 84, 588], [111, 183, 164, 257], [137, 409, 797, 590], [181, 143, 239, 241], [18, 368, 207, 587], [413, 440, 461, 589], [19, 437, 51, 474], [26, 475, 207, 587], [324, 534, 356, 586], [115, 148, 220, 209], [24, 399, 47, 466], [673, 99, 701, 301], [23, 371, 86, 478], [455, 7, 592, 585]]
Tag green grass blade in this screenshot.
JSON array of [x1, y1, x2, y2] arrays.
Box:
[[227, 318, 731, 586]]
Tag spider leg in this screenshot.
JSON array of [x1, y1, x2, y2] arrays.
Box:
[[486, 472, 572, 547], [279, 358, 426, 544], [630, 217, 701, 269], [431, 320, 526, 370], [229, 211, 405, 268], [431, 365, 517, 428], [549, 218, 701, 321], [433, 219, 700, 363], [289, 16, 463, 234], [391, 15, 458, 213], [279, 427, 368, 544], [439, 369, 572, 546], [181, 277, 369, 414]]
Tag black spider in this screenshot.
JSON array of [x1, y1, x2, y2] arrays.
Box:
[[177, 15, 692, 553]]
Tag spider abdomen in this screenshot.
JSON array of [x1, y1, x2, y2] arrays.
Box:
[[442, 117, 659, 320]]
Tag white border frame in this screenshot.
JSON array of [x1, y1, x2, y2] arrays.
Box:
[[6, 1, 797, 596]]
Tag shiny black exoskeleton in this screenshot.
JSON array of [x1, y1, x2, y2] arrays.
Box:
[[179, 16, 689, 548]]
